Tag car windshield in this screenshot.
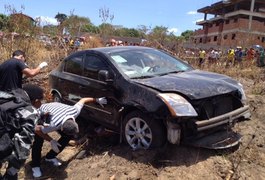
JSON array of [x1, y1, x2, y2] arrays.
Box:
[[109, 48, 193, 78]]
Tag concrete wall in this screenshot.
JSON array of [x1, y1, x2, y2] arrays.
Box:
[[193, 18, 265, 48]]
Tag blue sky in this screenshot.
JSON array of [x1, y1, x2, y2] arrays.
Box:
[[1, 0, 219, 36]]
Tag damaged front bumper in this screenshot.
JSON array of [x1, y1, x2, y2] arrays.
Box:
[[184, 130, 242, 149], [166, 105, 250, 149], [195, 105, 250, 132]]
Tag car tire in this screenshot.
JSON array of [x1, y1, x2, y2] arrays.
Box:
[[123, 111, 166, 150], [53, 92, 62, 102]]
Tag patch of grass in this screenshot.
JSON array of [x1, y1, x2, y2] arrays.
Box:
[[251, 84, 265, 95]]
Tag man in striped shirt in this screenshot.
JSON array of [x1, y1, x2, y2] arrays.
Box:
[[31, 97, 107, 178]]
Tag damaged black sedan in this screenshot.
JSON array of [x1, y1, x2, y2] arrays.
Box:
[[49, 46, 250, 150]]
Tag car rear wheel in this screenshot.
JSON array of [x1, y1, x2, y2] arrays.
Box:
[[53, 92, 61, 102], [123, 111, 166, 150]]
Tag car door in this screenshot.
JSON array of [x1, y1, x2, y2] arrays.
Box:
[[78, 52, 121, 128], [60, 53, 85, 102]]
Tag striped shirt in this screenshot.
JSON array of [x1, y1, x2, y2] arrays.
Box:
[[39, 102, 83, 134]]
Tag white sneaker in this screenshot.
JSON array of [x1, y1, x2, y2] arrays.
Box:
[[45, 158, 62, 166], [32, 167, 42, 178]]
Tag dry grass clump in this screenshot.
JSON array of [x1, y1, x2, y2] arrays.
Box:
[[0, 45, 10, 61], [0, 35, 105, 72], [251, 84, 265, 95], [79, 36, 103, 50], [0, 37, 69, 67], [182, 57, 265, 96], [0, 37, 50, 64], [209, 65, 265, 95]]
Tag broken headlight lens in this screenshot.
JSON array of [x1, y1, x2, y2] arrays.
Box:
[[157, 93, 198, 117]]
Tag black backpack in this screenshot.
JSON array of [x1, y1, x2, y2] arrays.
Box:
[[0, 89, 35, 160]]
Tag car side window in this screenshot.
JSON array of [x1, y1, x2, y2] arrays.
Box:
[[64, 54, 83, 75], [84, 55, 108, 79]]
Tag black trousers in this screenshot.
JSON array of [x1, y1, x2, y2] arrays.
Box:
[[31, 131, 71, 167], [0, 154, 26, 180]]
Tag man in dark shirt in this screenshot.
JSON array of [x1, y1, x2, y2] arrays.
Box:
[[0, 50, 48, 91]]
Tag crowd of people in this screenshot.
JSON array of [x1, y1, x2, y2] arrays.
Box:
[[102, 38, 265, 69], [0, 50, 107, 179], [105, 38, 142, 47], [183, 45, 265, 69], [63, 37, 85, 50]]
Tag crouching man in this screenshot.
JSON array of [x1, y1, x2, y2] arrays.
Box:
[[30, 94, 107, 178]]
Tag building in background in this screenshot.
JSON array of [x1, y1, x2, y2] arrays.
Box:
[[192, 0, 265, 49]]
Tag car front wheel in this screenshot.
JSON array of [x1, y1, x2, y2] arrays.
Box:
[[123, 111, 166, 150]]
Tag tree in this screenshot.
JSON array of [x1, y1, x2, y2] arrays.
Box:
[[180, 30, 194, 41], [8, 13, 36, 35], [82, 24, 99, 34], [99, 7, 114, 24], [43, 24, 58, 36], [55, 13, 67, 25], [62, 15, 92, 36], [98, 23, 114, 36], [0, 13, 9, 30], [99, 7, 114, 41], [114, 27, 140, 37], [148, 26, 168, 45], [137, 25, 151, 39]]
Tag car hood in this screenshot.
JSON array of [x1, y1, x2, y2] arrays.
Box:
[[133, 70, 240, 100]]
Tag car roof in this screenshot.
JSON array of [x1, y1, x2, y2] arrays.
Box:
[[80, 46, 154, 54]]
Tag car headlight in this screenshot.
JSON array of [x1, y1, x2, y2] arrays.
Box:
[[237, 83, 247, 103], [157, 93, 198, 117]]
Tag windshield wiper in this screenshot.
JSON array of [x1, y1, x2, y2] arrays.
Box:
[[131, 75, 156, 79], [158, 70, 185, 76]]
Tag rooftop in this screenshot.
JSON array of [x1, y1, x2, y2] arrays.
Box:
[[198, 0, 265, 15]]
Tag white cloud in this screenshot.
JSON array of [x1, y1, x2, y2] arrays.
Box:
[[187, 11, 197, 15], [35, 16, 58, 26], [168, 28, 179, 35]]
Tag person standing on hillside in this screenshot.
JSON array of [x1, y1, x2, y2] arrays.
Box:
[[235, 46, 243, 68], [226, 47, 235, 67], [257, 47, 265, 67], [30, 96, 107, 178], [198, 48, 206, 68], [0, 50, 48, 91]]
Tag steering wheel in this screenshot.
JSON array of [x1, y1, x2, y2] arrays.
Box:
[[147, 65, 160, 72]]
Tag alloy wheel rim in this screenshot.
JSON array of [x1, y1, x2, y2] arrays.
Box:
[[125, 117, 152, 150]]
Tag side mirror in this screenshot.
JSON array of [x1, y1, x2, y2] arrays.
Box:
[[98, 70, 113, 82]]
